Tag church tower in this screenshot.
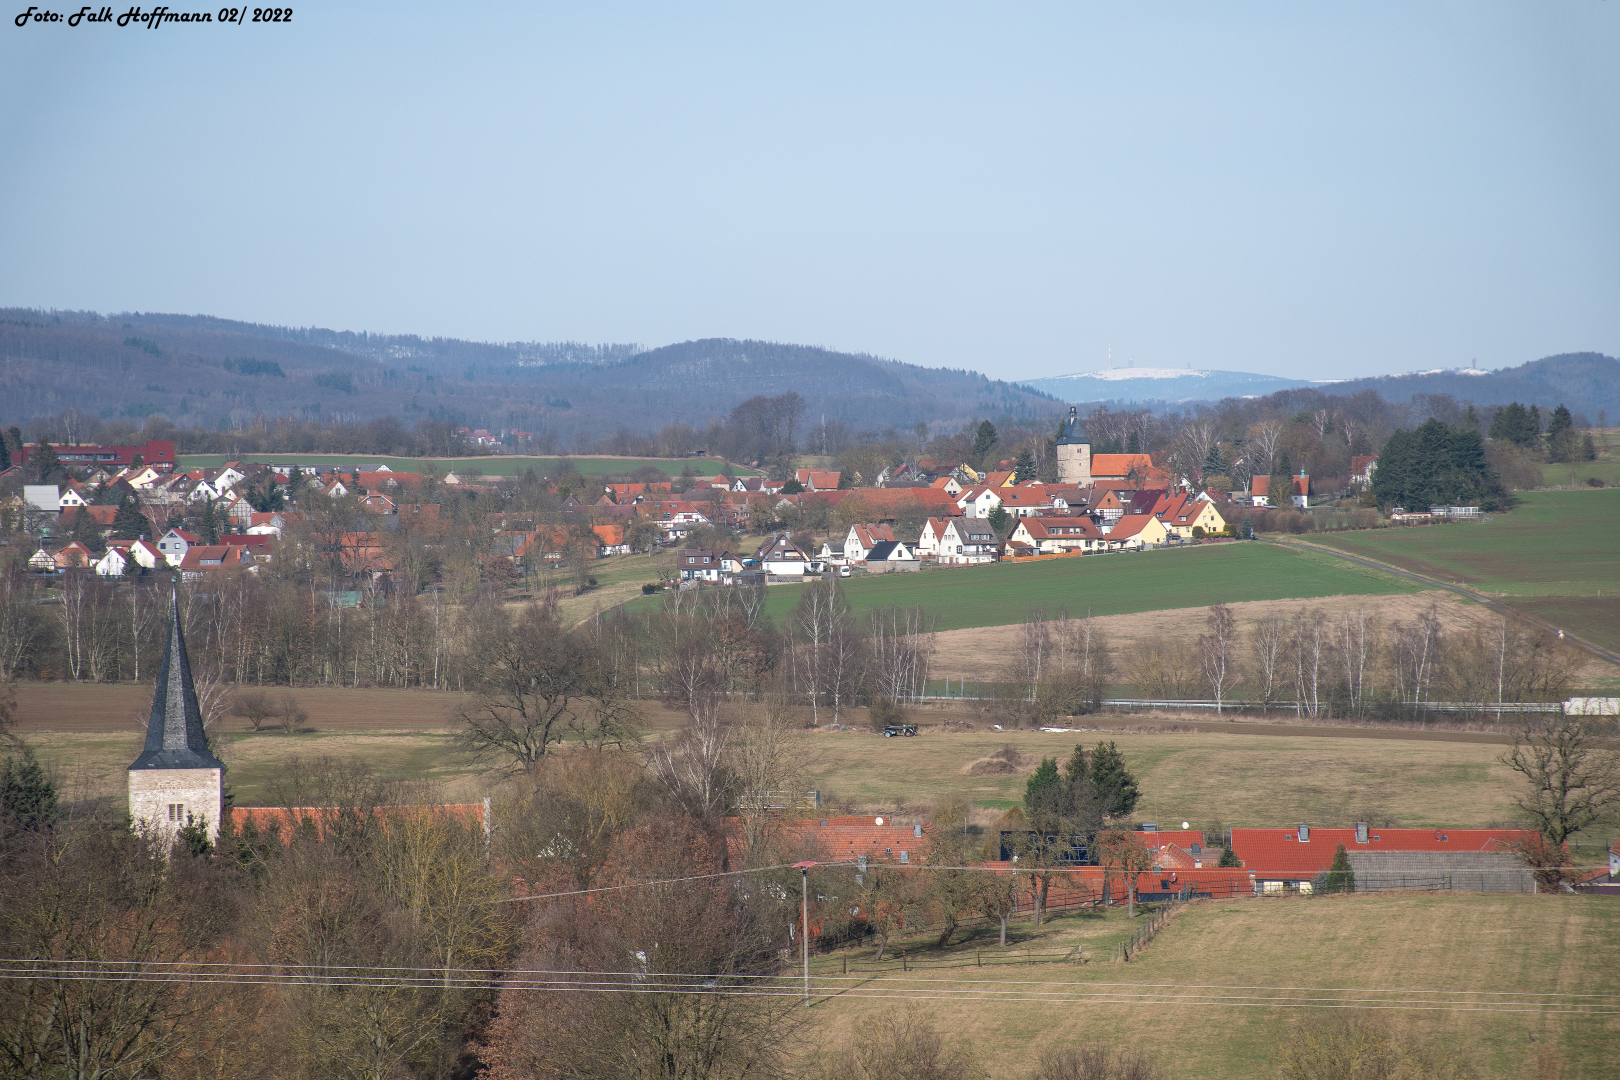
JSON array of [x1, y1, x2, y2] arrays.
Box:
[[128, 592, 224, 846], [1055, 406, 1092, 485]]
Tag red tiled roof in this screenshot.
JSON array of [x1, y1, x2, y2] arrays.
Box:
[[787, 819, 934, 863], [1091, 454, 1164, 481], [1229, 827, 1532, 877], [230, 803, 487, 838], [1106, 513, 1159, 541], [1141, 829, 1204, 851]]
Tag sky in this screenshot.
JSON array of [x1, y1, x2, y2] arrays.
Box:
[[2, 2, 1617, 382]]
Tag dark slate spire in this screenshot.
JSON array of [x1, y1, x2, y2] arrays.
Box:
[[1056, 405, 1087, 445], [130, 591, 224, 771]]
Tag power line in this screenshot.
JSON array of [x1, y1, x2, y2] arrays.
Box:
[[495, 862, 800, 902], [3, 961, 1612, 1014], [0, 971, 1609, 1015], [9, 959, 1616, 999]]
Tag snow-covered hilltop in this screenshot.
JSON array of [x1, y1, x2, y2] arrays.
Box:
[[1016, 368, 1316, 404]]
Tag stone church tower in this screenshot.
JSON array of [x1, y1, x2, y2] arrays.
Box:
[[128, 593, 224, 845], [1055, 406, 1092, 485]]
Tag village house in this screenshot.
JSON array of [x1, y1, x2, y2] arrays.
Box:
[[1101, 513, 1169, 550], [795, 469, 842, 492], [1153, 492, 1228, 539], [18, 437, 177, 469], [677, 548, 725, 583], [93, 538, 163, 576], [1009, 516, 1104, 555], [1350, 455, 1379, 486], [927, 517, 998, 565], [992, 484, 1054, 518], [1229, 826, 1535, 895], [178, 544, 256, 581], [53, 540, 96, 570], [592, 523, 630, 555], [956, 485, 1003, 518], [863, 538, 920, 572], [1249, 472, 1310, 508], [156, 528, 199, 568], [844, 523, 897, 563], [757, 535, 809, 576]]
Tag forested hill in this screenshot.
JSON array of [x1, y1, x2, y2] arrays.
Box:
[[0, 310, 1056, 439], [1323, 353, 1620, 422]]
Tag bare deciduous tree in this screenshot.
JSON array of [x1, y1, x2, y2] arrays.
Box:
[[1249, 612, 1288, 706], [1502, 715, 1620, 853], [1198, 603, 1240, 713], [456, 596, 634, 770]]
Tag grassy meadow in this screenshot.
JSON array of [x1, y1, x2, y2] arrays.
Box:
[[806, 724, 1522, 829], [175, 453, 755, 477], [798, 892, 1620, 1080]]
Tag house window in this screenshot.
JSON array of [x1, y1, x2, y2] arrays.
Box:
[[167, 803, 185, 822]]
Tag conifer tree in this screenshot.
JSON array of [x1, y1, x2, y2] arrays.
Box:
[[1013, 447, 1035, 482], [30, 440, 60, 483], [973, 420, 998, 465], [1024, 757, 1060, 813], [112, 497, 147, 540], [1322, 843, 1355, 894], [1089, 741, 1140, 819], [1, 747, 60, 834]]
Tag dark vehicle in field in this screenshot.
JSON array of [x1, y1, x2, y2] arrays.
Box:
[[882, 724, 918, 737]]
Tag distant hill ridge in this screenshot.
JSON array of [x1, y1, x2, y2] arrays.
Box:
[[1018, 352, 1619, 417], [0, 310, 1057, 436]]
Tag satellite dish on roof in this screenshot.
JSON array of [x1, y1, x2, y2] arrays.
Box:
[[875, 816, 884, 826], [1182, 821, 1190, 830]]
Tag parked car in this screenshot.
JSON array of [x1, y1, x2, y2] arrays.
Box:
[[882, 724, 918, 737]]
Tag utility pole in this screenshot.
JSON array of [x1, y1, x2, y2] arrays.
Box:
[[794, 861, 816, 1005]]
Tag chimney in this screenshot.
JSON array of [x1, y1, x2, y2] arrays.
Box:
[[1355, 822, 1369, 844]]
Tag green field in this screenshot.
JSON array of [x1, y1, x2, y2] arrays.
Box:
[[1301, 490, 1620, 650], [729, 543, 1420, 632], [1541, 459, 1620, 488], [175, 453, 754, 477]]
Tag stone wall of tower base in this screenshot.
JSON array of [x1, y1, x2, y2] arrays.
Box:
[[128, 768, 223, 846], [1057, 442, 1092, 486]]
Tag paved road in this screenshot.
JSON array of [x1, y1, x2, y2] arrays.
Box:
[[1268, 537, 1620, 669]]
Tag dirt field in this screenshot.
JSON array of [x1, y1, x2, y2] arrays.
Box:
[[10, 683, 473, 734], [928, 589, 1620, 686]]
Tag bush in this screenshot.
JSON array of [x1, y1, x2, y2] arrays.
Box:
[[641, 582, 662, 594], [1191, 526, 1206, 539], [1030, 1042, 1164, 1080], [1276, 1014, 1475, 1080], [1586, 476, 1607, 488]]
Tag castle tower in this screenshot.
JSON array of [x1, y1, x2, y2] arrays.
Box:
[[1055, 406, 1092, 485], [128, 592, 224, 846]]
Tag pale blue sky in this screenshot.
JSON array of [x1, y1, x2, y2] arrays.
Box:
[[2, 2, 1616, 381]]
